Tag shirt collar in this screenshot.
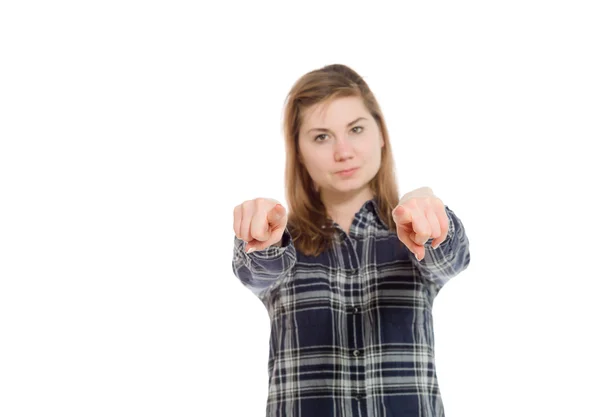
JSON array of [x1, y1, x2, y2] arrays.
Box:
[[361, 197, 388, 230], [323, 197, 389, 234]]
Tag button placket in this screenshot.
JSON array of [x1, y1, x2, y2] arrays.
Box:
[[347, 305, 361, 314]]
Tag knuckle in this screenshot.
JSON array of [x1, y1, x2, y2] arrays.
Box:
[[256, 228, 269, 240], [250, 222, 267, 240]]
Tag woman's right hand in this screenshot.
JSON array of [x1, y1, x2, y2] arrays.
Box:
[[233, 198, 288, 253]]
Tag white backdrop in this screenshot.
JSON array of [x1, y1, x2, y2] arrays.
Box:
[[1, 1, 598, 416]]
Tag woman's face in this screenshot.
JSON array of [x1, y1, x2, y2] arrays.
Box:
[[298, 96, 384, 197]]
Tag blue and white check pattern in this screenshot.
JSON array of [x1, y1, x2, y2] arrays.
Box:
[[232, 198, 470, 417]]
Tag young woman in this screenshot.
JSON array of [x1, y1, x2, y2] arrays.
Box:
[[231, 64, 471, 417]]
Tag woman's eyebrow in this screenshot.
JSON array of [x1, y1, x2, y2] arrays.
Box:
[[307, 117, 367, 133]]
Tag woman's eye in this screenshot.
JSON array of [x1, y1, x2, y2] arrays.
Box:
[[314, 126, 363, 142]]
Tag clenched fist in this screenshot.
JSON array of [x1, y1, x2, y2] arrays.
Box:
[[392, 187, 449, 261], [233, 198, 288, 253]]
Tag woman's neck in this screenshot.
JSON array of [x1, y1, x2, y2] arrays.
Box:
[[321, 187, 375, 229]]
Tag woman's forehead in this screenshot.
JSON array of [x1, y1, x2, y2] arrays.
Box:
[[302, 97, 367, 129]]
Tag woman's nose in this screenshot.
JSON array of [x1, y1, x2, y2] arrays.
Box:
[[334, 136, 353, 158]]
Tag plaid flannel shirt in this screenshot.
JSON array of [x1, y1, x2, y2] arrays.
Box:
[[231, 198, 470, 417]]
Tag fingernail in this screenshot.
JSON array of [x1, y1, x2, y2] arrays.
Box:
[[432, 243, 439, 249], [414, 252, 420, 261], [247, 247, 256, 254]]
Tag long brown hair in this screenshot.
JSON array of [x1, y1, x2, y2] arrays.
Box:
[[282, 64, 400, 257]]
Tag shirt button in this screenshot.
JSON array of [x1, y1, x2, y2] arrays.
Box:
[[353, 306, 360, 314], [353, 349, 361, 357], [355, 392, 365, 400]]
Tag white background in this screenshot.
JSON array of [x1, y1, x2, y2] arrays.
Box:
[[1, 1, 598, 416]]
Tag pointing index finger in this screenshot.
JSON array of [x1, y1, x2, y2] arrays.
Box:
[[392, 205, 412, 225]]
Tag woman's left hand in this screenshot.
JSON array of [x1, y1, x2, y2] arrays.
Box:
[[392, 186, 449, 261]]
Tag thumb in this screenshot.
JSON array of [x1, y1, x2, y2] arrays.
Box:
[[266, 204, 286, 226]]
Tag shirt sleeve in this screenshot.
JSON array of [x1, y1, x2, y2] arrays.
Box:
[[411, 205, 471, 290], [231, 227, 297, 300]]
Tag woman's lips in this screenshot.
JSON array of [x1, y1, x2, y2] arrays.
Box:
[[336, 167, 358, 177]]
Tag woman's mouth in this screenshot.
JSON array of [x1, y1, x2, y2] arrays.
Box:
[[336, 167, 358, 177]]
